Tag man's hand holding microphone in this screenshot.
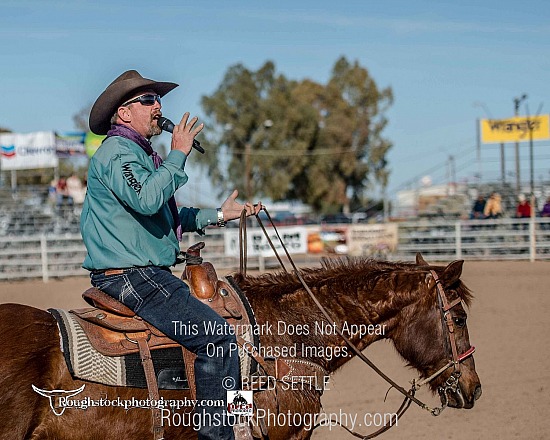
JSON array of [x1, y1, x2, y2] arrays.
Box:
[[158, 113, 262, 221], [158, 113, 205, 154]]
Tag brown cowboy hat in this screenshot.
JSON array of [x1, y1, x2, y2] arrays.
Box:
[[89, 70, 178, 135]]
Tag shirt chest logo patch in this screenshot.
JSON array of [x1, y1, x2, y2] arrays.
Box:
[[121, 163, 142, 194]]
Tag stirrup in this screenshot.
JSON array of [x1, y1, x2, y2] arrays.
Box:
[[233, 420, 254, 440]]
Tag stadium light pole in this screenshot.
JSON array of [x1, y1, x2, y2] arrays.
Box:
[[513, 94, 527, 197], [473, 101, 494, 184]]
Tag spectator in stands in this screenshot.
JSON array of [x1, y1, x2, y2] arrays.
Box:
[[82, 69, 260, 440], [516, 194, 532, 218], [541, 196, 550, 230], [470, 195, 486, 219], [55, 177, 70, 210], [483, 192, 503, 219], [48, 178, 58, 206], [66, 173, 85, 205]]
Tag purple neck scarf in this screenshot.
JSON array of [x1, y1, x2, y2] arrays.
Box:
[[107, 124, 182, 241]]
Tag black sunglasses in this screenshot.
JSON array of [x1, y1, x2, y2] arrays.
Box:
[[121, 93, 161, 107]]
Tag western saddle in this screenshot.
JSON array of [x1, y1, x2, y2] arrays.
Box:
[[67, 242, 326, 440], [70, 242, 248, 440]]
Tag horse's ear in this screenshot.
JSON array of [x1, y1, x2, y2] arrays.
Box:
[[416, 253, 429, 266], [440, 260, 464, 287]]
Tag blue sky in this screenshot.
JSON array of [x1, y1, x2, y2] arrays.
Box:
[[1, 0, 549, 206]]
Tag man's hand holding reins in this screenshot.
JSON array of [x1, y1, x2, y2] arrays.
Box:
[[220, 190, 262, 221]]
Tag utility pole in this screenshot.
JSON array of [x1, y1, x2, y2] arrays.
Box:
[[476, 118, 482, 182], [473, 103, 493, 183], [232, 119, 272, 201], [244, 141, 252, 201], [529, 122, 534, 197], [447, 155, 456, 195], [500, 143, 506, 185], [526, 102, 544, 198], [513, 94, 527, 196], [382, 183, 389, 221]]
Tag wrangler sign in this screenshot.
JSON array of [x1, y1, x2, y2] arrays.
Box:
[[480, 115, 550, 143]]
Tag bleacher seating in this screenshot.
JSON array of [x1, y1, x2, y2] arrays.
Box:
[[0, 187, 81, 237]]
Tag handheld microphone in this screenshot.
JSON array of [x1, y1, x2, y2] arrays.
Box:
[[157, 116, 205, 154]]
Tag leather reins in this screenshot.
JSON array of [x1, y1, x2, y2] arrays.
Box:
[[239, 208, 476, 438]]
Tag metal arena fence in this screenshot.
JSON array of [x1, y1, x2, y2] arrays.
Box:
[[391, 217, 550, 262], [0, 218, 549, 282], [0, 230, 244, 282]]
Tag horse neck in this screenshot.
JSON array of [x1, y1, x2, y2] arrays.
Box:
[[242, 268, 427, 373]]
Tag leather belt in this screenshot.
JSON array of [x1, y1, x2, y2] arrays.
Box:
[[91, 267, 170, 276]]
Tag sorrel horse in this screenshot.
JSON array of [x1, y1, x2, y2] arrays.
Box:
[[0, 255, 481, 439]]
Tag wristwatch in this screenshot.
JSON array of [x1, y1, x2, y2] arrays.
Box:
[[216, 208, 226, 227]]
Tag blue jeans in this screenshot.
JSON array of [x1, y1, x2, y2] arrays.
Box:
[[91, 266, 238, 440]]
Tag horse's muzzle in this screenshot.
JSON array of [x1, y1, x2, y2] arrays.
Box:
[[473, 384, 483, 401], [442, 383, 482, 409]]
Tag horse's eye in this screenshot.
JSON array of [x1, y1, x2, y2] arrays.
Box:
[[453, 317, 467, 328]]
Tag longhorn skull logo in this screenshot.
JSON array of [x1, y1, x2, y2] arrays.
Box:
[[31, 384, 86, 416]]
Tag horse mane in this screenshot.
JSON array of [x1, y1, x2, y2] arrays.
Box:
[[234, 257, 396, 297], [234, 257, 473, 307]]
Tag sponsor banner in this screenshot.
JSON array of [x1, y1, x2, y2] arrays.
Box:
[[320, 226, 349, 254], [55, 132, 87, 157], [346, 223, 398, 257], [224, 227, 308, 257], [85, 132, 106, 157], [0, 131, 58, 170], [480, 115, 550, 143]]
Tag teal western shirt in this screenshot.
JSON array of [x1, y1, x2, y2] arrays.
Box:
[[80, 136, 217, 270]]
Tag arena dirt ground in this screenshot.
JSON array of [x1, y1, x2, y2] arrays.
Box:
[[1, 260, 548, 439]]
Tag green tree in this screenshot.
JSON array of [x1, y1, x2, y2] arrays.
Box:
[[203, 57, 392, 213], [298, 57, 393, 212]]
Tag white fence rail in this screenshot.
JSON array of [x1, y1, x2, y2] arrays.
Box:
[[1, 218, 549, 282], [0, 230, 263, 282], [391, 218, 550, 262]]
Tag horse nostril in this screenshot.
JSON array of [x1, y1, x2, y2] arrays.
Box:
[[474, 385, 482, 401]]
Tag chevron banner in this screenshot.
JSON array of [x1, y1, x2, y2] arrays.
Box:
[[0, 131, 58, 170]]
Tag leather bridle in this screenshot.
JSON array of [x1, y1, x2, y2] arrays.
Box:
[[241, 208, 476, 437], [411, 270, 476, 412]]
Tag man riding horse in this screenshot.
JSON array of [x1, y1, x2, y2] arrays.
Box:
[[82, 69, 261, 439]]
